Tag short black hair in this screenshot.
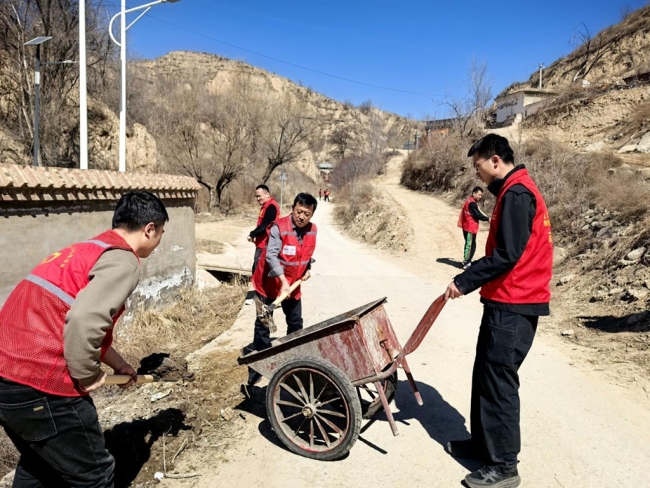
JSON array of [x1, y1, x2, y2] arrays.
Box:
[[467, 134, 514, 164], [256, 184, 270, 193], [293, 192, 318, 211], [112, 191, 169, 232], [472, 186, 484, 194]]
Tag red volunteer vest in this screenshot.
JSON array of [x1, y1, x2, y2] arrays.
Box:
[[252, 216, 317, 300], [0, 230, 139, 397], [480, 169, 553, 304], [255, 198, 281, 249], [458, 197, 479, 234]]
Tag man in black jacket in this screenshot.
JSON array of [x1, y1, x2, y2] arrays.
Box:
[[445, 134, 553, 488], [458, 186, 490, 269]]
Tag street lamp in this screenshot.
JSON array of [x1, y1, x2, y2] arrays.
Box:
[[109, 0, 182, 173]]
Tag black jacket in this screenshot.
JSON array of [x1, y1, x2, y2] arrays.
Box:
[[454, 165, 549, 316]]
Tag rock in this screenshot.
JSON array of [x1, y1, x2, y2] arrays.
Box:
[[557, 274, 575, 286], [626, 288, 648, 301], [590, 221, 607, 230], [596, 226, 612, 238], [589, 291, 607, 302], [607, 167, 617, 175], [637, 132, 650, 153], [586, 141, 605, 152], [618, 143, 638, 154], [154, 472, 165, 481], [221, 407, 235, 421], [581, 224, 591, 231], [553, 247, 568, 265], [636, 168, 650, 180], [585, 209, 596, 217], [645, 280, 650, 289], [608, 287, 624, 296], [625, 247, 646, 261], [561, 329, 575, 338], [151, 390, 172, 403], [196, 268, 222, 290]]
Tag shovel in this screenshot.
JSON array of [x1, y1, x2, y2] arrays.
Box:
[[105, 374, 155, 385], [258, 279, 303, 331]]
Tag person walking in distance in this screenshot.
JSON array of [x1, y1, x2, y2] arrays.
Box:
[[245, 193, 318, 388], [0, 191, 168, 487], [458, 186, 489, 269], [324, 189, 331, 202], [318, 188, 322, 201], [445, 134, 553, 488]]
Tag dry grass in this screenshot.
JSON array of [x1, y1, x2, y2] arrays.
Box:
[[114, 284, 247, 367], [0, 437, 18, 480], [196, 239, 225, 255]]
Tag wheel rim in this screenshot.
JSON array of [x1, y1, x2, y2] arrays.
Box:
[[271, 367, 350, 453]]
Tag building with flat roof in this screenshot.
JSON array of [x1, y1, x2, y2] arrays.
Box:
[[494, 88, 556, 124]]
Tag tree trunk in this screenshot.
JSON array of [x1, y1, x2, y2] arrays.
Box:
[[262, 157, 282, 183]]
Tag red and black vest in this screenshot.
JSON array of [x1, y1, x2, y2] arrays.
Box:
[[255, 198, 281, 249], [480, 169, 553, 305], [252, 216, 317, 300], [0, 230, 139, 397], [458, 197, 479, 234]]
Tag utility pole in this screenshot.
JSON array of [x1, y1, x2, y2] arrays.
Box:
[[80, 0, 88, 169], [24, 36, 52, 167], [538, 63, 544, 89], [415, 132, 421, 151]]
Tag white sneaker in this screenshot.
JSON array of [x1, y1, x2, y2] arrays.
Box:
[[244, 298, 253, 305]]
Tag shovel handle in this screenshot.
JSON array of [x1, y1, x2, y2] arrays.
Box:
[[105, 374, 155, 385], [271, 279, 303, 308]]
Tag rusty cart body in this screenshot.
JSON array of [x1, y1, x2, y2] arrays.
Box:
[[238, 295, 446, 460]]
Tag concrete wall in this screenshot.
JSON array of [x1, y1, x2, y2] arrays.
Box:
[[0, 165, 201, 315], [496, 93, 525, 123]]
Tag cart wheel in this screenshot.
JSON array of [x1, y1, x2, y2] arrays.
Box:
[[357, 371, 398, 419], [266, 358, 362, 461]]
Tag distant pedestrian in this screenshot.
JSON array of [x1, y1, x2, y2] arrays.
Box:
[[458, 186, 489, 269], [324, 189, 331, 202], [318, 189, 322, 201], [445, 134, 553, 488]]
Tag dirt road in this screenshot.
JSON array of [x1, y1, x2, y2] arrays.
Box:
[[177, 167, 650, 487]]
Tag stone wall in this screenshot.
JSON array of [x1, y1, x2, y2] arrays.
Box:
[[0, 164, 201, 313]]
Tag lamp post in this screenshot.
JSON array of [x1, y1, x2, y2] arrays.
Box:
[[109, 0, 181, 173], [279, 169, 288, 208]]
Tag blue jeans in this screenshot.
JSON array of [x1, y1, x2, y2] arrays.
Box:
[[0, 378, 114, 487]]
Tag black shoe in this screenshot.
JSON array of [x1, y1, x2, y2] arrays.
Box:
[[465, 466, 520, 488], [447, 439, 488, 461]]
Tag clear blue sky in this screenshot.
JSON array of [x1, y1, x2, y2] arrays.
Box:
[[114, 0, 647, 119]]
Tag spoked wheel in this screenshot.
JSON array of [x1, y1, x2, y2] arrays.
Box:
[[357, 371, 398, 419], [266, 358, 362, 461]]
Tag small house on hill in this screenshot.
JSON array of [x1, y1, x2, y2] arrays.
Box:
[[494, 88, 556, 124]]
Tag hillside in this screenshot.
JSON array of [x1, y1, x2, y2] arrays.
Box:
[[496, 6, 650, 155]]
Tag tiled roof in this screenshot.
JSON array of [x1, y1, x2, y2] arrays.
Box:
[[0, 164, 201, 192]]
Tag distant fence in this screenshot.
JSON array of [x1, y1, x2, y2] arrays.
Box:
[[0, 164, 201, 317]]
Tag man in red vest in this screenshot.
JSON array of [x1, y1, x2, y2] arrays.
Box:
[[0, 191, 168, 487], [247, 184, 280, 274], [444, 134, 553, 488], [458, 186, 490, 269], [246, 193, 318, 387]]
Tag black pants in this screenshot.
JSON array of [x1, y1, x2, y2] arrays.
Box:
[[247, 292, 303, 385], [463, 230, 477, 264], [0, 378, 115, 487], [470, 307, 537, 471], [251, 247, 263, 274]]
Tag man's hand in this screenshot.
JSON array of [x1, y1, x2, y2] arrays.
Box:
[[444, 281, 463, 300], [103, 347, 137, 389], [302, 270, 311, 282], [80, 371, 106, 393], [247, 235, 254, 243], [113, 362, 138, 389]]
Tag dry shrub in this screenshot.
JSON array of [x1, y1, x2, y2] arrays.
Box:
[[401, 132, 650, 247], [115, 284, 246, 366]]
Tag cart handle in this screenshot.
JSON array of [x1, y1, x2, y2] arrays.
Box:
[[399, 295, 447, 357]]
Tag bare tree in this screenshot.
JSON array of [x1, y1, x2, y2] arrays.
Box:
[[257, 95, 319, 183], [569, 22, 624, 83], [328, 125, 358, 159]]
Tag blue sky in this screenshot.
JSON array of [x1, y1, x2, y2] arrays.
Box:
[[114, 0, 647, 119]]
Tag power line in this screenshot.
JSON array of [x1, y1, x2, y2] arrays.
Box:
[[142, 13, 438, 98]]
